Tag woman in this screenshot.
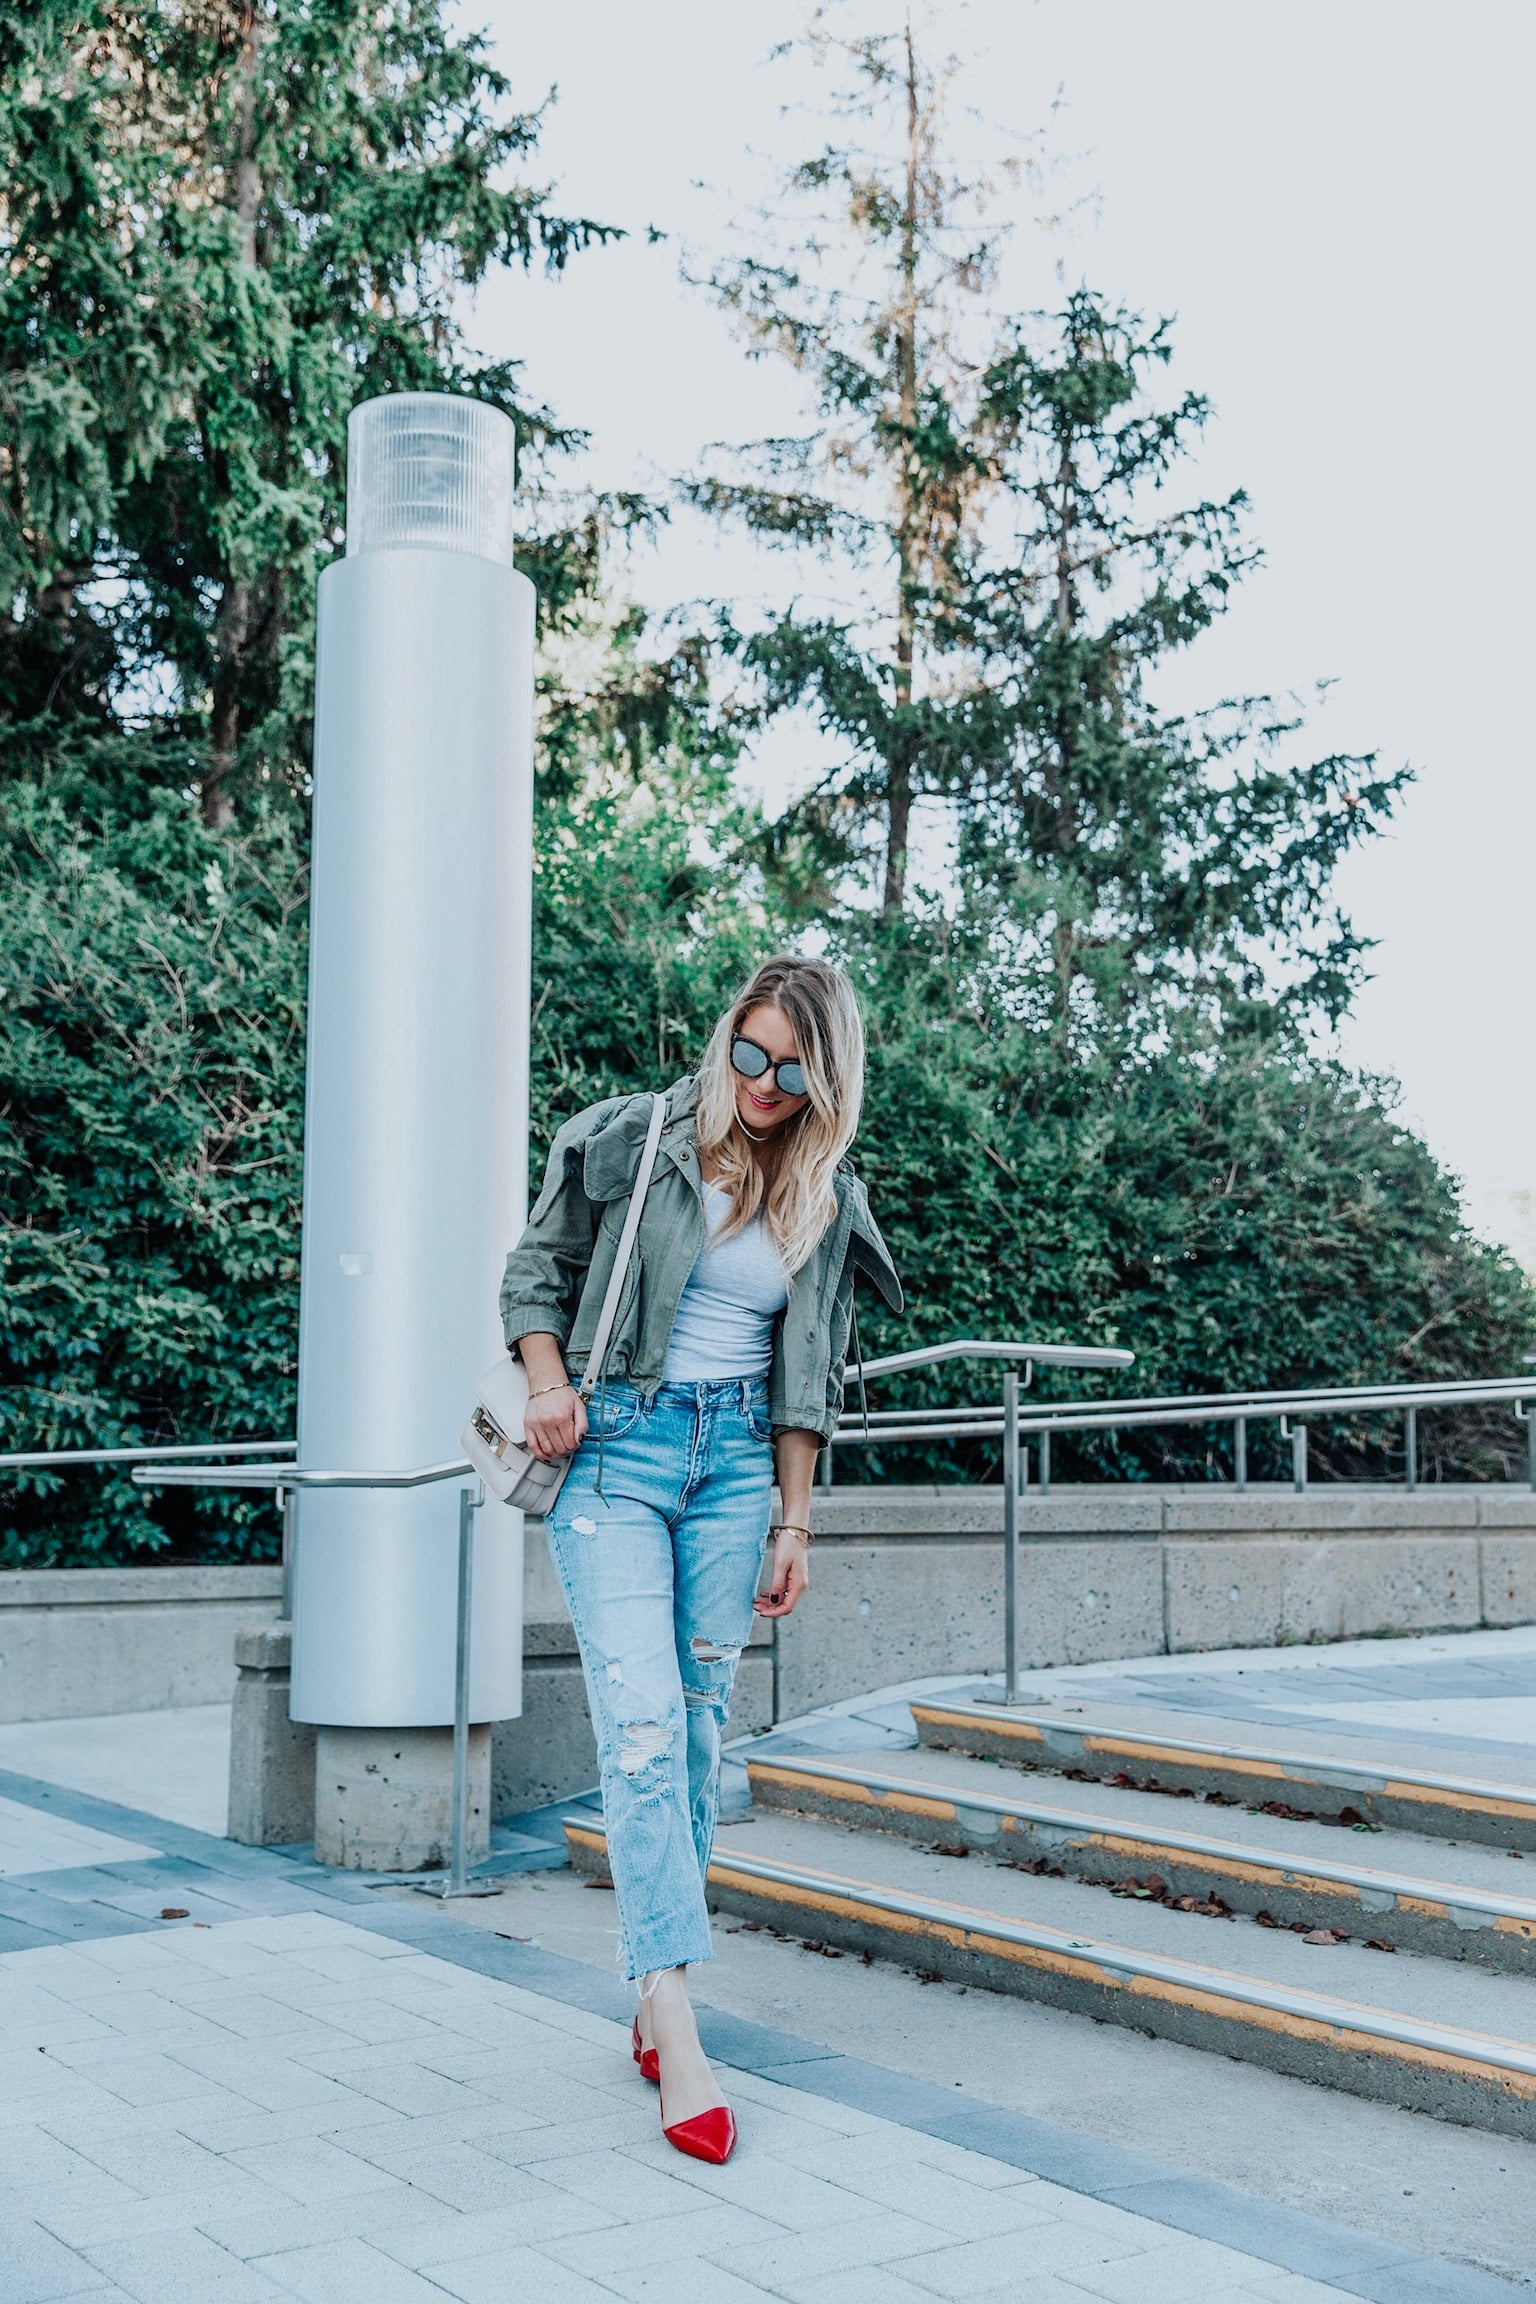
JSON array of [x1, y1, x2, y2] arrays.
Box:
[[499, 955, 901, 2164]]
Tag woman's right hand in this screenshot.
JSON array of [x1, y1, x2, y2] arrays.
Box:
[[522, 1381, 587, 1462]]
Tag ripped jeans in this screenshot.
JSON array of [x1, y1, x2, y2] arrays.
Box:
[[544, 1378, 773, 1979]]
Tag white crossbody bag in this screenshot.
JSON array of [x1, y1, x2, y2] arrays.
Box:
[[460, 1092, 668, 1512]]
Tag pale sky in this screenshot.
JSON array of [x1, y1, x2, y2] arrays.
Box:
[[469, 0, 1536, 1265]]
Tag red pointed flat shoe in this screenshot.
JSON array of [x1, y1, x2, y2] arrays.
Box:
[[662, 2104, 737, 2164], [630, 2017, 660, 2085]]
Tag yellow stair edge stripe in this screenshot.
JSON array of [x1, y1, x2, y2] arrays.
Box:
[[911, 1700, 1536, 1822], [744, 1756, 1536, 1934], [560, 1817, 1536, 2094]]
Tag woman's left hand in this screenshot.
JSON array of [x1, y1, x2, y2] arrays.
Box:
[[754, 1529, 809, 1618]]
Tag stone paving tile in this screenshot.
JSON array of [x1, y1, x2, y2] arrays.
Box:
[[617, 2130, 920, 2230], [0, 2211, 114, 2304], [280, 2029, 488, 2082], [306, 2056, 502, 2117], [0, 1988, 118, 2046], [250, 2236, 452, 2302], [471, 2103, 670, 2164], [157, 1990, 379, 2051], [79, 2227, 289, 2302], [0, 1913, 66, 1951], [542, 2201, 784, 2279], [328, 2100, 581, 2171], [416, 2247, 621, 2303], [772, 2270, 967, 2304], [1067, 2233, 1297, 2303], [194, 2190, 462, 2264], [706, 2208, 954, 2287], [813, 2156, 1060, 2239], [60, 2125, 254, 2197], [38, 2084, 272, 2148], [149, 2041, 373, 2111], [602, 2261, 783, 2302], [64, 1992, 267, 2049], [0, 2083, 138, 2139], [286, 1996, 459, 2047], [347, 2142, 560, 2214], [896, 2219, 1142, 2297], [168, 2091, 415, 2153], [530, 2144, 742, 2223], [695, 2064, 886, 2135], [224, 2132, 422, 2204], [372, 2192, 618, 2271], [963, 2284, 1143, 2304], [1236, 2277, 1361, 2302], [39, 2176, 297, 2252], [411, 2034, 623, 2091]]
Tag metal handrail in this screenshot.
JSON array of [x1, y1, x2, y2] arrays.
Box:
[[1, 1439, 294, 1472], [834, 1374, 1536, 1448], [130, 1457, 468, 1491], [857, 1339, 1133, 1379]]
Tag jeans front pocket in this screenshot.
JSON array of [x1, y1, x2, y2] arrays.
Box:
[[588, 1383, 645, 1441], [743, 1390, 775, 1447]]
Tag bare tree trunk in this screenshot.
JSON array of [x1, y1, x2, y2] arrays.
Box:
[[203, 3, 263, 832], [883, 18, 923, 920]]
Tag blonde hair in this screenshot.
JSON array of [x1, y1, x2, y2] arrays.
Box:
[[696, 955, 866, 1276]]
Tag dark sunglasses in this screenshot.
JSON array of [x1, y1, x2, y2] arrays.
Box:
[[731, 1035, 809, 1100]]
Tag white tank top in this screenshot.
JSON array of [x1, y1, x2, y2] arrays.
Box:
[[663, 1182, 789, 1381]]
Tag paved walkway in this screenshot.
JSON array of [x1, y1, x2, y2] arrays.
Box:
[[0, 1762, 1513, 2302], [4, 1903, 1365, 2304], [5, 1624, 1534, 2300]]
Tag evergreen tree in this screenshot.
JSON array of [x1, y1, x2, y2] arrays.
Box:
[[0, 0, 610, 818], [691, 20, 1398, 1046]]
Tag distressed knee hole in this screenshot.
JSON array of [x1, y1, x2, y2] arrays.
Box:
[[689, 1636, 742, 1666], [617, 1719, 674, 1775], [683, 1683, 724, 1711]]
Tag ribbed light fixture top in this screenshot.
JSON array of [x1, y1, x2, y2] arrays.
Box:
[[345, 393, 516, 568]]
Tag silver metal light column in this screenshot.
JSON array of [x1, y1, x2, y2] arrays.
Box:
[[290, 394, 532, 1866]]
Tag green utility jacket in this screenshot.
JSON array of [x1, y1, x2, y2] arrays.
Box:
[[499, 1076, 903, 1441]]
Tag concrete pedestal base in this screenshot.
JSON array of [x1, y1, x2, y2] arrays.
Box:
[[228, 1624, 316, 1847], [313, 1724, 490, 1871]]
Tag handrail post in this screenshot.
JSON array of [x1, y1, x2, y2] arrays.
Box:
[[279, 1486, 297, 1622], [448, 1481, 478, 1894], [425, 1481, 497, 1899], [1526, 1400, 1536, 1494], [1038, 1426, 1051, 1497], [1234, 1417, 1247, 1491], [979, 1373, 1022, 1706], [1293, 1422, 1308, 1494], [1003, 1373, 1020, 1701], [1404, 1405, 1418, 1492]]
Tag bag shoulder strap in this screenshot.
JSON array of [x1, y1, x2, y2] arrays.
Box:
[[577, 1091, 668, 1400]]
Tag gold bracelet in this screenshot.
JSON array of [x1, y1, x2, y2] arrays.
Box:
[[526, 1381, 573, 1403], [776, 1523, 814, 1546]]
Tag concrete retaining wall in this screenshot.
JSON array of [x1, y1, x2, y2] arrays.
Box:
[[0, 1565, 282, 1723], [771, 1484, 1536, 1722], [11, 1486, 1536, 1841]]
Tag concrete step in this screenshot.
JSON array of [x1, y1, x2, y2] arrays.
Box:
[[912, 1696, 1536, 1850], [745, 1751, 1536, 1973], [563, 1808, 1536, 2142]]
